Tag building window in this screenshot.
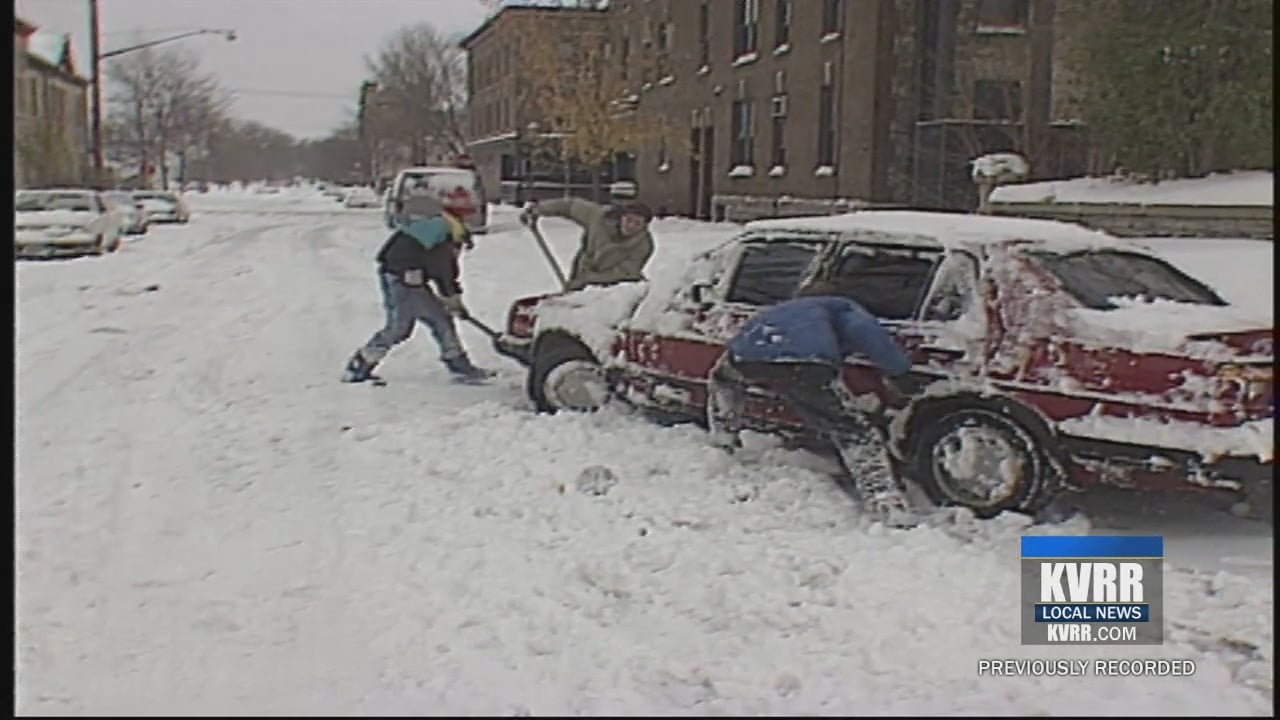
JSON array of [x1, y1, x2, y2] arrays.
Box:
[[657, 21, 673, 52], [821, 0, 842, 36], [976, 0, 1029, 29], [730, 98, 755, 166], [770, 96, 787, 167], [733, 0, 759, 58], [620, 36, 631, 80], [698, 2, 710, 67], [775, 0, 792, 47], [973, 79, 1023, 120], [817, 85, 836, 167]]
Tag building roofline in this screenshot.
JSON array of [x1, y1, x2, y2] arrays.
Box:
[[458, 4, 607, 50], [22, 50, 91, 85]]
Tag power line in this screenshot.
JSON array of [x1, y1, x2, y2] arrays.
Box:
[[228, 88, 353, 99]]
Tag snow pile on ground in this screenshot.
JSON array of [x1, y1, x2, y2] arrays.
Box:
[[15, 192, 1274, 715], [990, 171, 1274, 206]]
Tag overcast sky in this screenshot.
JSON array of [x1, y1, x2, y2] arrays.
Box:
[[16, 0, 491, 139]]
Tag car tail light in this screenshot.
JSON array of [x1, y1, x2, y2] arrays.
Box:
[[1217, 363, 1274, 407], [507, 301, 537, 338]]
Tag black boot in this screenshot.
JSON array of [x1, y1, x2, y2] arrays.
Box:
[[444, 355, 494, 382], [341, 351, 378, 383]]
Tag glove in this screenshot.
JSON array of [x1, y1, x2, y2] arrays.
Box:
[[518, 202, 538, 228], [402, 269, 425, 286], [440, 294, 469, 318]]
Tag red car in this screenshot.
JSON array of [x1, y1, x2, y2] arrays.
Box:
[[494, 211, 1274, 517]]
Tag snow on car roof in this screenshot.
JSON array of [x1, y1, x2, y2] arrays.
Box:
[[744, 210, 1117, 250]]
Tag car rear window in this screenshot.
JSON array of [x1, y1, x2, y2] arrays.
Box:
[[1031, 250, 1226, 309]]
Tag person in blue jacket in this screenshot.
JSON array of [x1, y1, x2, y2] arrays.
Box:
[[706, 279, 925, 527]]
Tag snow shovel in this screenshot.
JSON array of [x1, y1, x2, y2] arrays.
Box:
[[462, 314, 502, 340], [526, 221, 569, 291]]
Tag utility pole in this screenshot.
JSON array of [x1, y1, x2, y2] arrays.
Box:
[[89, 0, 105, 188]]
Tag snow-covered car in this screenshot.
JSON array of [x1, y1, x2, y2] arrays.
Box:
[[132, 190, 190, 224], [384, 166, 488, 234], [15, 189, 123, 256], [102, 190, 149, 235], [343, 187, 382, 208], [494, 211, 1274, 518]]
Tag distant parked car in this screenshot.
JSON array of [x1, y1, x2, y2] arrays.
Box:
[[343, 187, 382, 208], [132, 190, 190, 224], [494, 211, 1274, 519], [102, 190, 149, 235], [15, 189, 123, 256], [384, 165, 488, 235]]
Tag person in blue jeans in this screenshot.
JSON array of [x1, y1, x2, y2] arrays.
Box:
[[342, 196, 490, 383], [706, 280, 925, 528]]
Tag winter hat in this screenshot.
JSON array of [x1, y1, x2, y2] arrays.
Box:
[[616, 201, 653, 223]]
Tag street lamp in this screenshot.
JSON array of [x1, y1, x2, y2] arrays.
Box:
[[88, 0, 236, 187]]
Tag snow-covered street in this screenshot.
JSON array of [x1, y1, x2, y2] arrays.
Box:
[[16, 189, 1274, 715]]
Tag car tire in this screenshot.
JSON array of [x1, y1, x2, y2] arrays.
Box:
[[907, 405, 1062, 519], [527, 337, 608, 414]]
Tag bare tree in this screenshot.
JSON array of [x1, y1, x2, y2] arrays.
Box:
[[104, 46, 230, 187], [365, 24, 469, 165]]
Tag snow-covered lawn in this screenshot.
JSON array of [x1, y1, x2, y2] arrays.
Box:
[[15, 190, 1273, 715], [990, 170, 1274, 206]]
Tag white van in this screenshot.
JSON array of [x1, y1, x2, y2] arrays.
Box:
[[384, 165, 488, 234]]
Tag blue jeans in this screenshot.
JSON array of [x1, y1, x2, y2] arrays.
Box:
[[359, 270, 468, 366]]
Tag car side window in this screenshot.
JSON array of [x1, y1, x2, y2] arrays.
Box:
[[725, 241, 821, 306], [828, 246, 940, 320], [921, 252, 980, 322]]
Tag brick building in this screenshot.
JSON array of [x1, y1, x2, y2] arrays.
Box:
[[615, 0, 1090, 217], [459, 0, 1090, 216], [460, 3, 618, 205]]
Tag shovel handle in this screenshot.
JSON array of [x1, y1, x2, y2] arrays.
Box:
[[527, 222, 569, 291]]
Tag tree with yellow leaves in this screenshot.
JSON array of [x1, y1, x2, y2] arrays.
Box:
[[481, 0, 665, 199]]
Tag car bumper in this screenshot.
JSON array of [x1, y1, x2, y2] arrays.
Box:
[[16, 232, 98, 255], [146, 213, 181, 223], [493, 334, 532, 367]]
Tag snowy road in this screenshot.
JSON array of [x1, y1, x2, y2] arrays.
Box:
[[16, 190, 1274, 715]]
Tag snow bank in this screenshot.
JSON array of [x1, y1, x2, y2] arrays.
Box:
[[991, 171, 1274, 206], [15, 197, 1272, 715]]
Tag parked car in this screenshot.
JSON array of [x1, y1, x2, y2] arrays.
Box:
[[15, 189, 123, 256], [102, 190, 149, 235], [493, 211, 1274, 518], [132, 190, 190, 224], [384, 165, 488, 234], [343, 186, 382, 208]]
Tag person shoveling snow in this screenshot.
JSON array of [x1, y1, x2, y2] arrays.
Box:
[[705, 279, 927, 529], [519, 197, 655, 291], [341, 195, 493, 384]]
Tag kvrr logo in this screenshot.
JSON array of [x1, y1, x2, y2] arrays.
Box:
[[1020, 535, 1164, 646], [1040, 561, 1144, 604]]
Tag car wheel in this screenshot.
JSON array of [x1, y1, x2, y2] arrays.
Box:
[[908, 406, 1062, 518], [527, 337, 608, 414]]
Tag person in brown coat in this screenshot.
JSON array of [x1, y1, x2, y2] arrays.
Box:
[[519, 198, 655, 291]]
